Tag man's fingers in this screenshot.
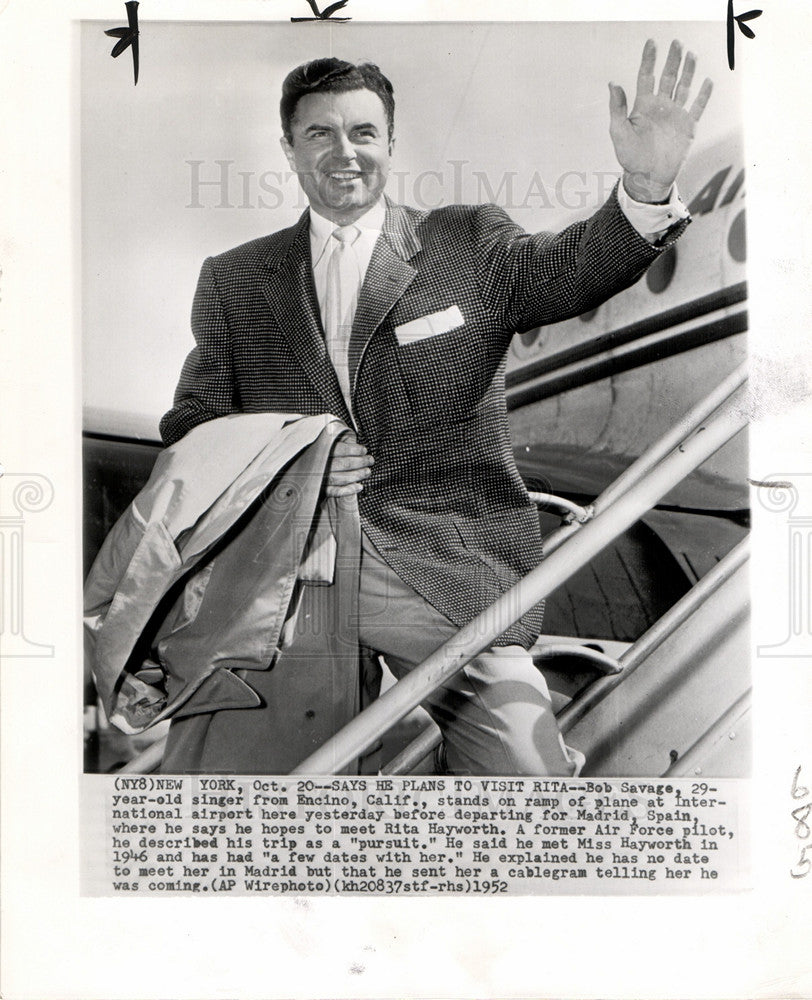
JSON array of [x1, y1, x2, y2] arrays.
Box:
[[332, 437, 369, 458], [636, 38, 656, 96], [325, 481, 364, 497], [673, 51, 696, 106], [608, 83, 628, 127], [657, 39, 683, 98], [327, 465, 372, 486], [689, 77, 714, 122], [327, 434, 373, 491], [330, 453, 374, 472], [331, 452, 373, 469]]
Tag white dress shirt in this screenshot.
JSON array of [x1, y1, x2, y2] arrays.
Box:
[[616, 181, 690, 242], [310, 198, 386, 323]]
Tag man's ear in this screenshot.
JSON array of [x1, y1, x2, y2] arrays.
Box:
[[280, 135, 296, 170]]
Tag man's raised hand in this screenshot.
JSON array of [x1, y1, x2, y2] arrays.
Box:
[[609, 39, 713, 203]]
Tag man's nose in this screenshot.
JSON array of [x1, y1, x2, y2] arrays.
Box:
[[331, 131, 357, 162]]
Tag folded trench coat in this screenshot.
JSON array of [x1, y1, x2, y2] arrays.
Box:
[[84, 412, 377, 773]]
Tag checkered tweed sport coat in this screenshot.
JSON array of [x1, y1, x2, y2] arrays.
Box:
[[161, 190, 682, 647]]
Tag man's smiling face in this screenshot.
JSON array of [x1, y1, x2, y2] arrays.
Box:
[[281, 87, 394, 225]]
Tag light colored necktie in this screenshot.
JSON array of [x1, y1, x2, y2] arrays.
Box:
[[323, 224, 360, 411]]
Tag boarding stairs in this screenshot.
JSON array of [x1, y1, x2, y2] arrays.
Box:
[[119, 363, 750, 778]]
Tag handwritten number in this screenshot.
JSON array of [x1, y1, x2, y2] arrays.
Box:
[[791, 845, 811, 880], [790, 767, 811, 878], [792, 803, 811, 839]]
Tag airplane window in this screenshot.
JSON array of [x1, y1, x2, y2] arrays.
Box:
[[728, 209, 746, 262], [645, 244, 677, 293]]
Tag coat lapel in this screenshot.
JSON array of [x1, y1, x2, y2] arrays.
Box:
[[348, 201, 424, 397], [261, 211, 353, 425]]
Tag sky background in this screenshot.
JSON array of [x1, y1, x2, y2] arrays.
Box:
[[81, 20, 741, 435]]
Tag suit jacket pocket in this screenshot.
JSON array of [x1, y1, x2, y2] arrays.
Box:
[[394, 305, 465, 344], [394, 324, 490, 425]]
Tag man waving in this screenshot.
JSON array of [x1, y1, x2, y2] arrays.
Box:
[[160, 41, 712, 775]]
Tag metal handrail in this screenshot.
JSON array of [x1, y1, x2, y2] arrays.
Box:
[[293, 382, 748, 774], [542, 361, 747, 556], [535, 643, 621, 675], [380, 723, 442, 775], [526, 491, 592, 523], [662, 688, 752, 777], [379, 541, 747, 775], [557, 537, 748, 733], [380, 642, 621, 775], [118, 733, 166, 773]]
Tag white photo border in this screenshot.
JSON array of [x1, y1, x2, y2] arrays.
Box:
[[1, 2, 811, 998]]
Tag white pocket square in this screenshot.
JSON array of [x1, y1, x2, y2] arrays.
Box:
[[395, 305, 464, 345]]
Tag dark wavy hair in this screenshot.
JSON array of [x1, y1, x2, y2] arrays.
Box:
[[280, 58, 395, 143]]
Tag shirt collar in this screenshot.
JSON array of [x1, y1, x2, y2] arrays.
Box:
[[309, 198, 386, 265]]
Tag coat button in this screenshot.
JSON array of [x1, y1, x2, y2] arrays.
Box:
[[305, 709, 315, 719]]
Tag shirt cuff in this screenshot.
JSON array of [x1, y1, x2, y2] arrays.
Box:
[[617, 181, 690, 243]]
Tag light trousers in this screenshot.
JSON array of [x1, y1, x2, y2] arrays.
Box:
[[358, 532, 582, 776]]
